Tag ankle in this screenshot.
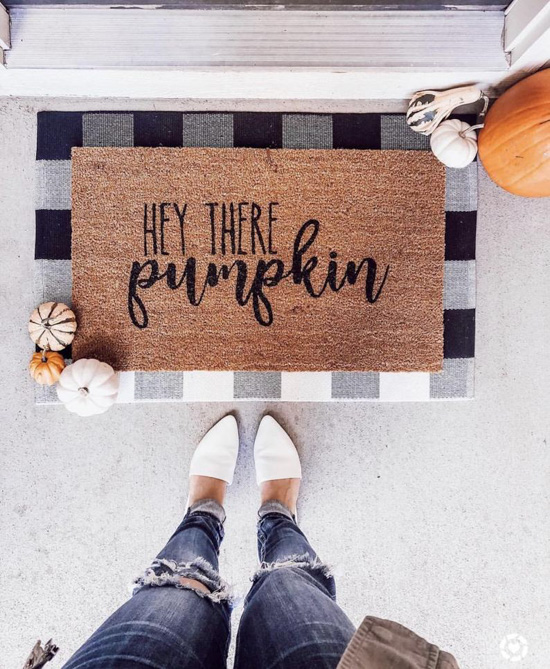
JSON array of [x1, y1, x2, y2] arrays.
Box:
[[260, 478, 300, 515], [188, 475, 227, 507]]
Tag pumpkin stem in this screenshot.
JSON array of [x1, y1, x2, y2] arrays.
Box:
[[458, 123, 484, 139], [78, 387, 89, 396], [478, 93, 489, 122]]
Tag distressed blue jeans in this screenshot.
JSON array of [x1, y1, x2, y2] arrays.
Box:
[[63, 500, 355, 669]]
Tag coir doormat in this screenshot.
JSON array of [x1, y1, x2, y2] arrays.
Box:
[[71, 147, 445, 372], [34, 112, 476, 403]]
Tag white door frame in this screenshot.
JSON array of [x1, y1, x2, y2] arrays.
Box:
[[0, 3, 9, 53], [505, 0, 550, 70]]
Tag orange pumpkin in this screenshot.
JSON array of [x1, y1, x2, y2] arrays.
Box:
[[478, 69, 550, 197], [29, 350, 65, 386]]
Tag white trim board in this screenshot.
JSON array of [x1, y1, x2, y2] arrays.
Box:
[[0, 68, 516, 99]]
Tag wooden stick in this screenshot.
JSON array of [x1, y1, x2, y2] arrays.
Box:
[[22, 640, 59, 669]]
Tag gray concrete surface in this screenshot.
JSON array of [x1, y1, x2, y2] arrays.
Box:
[[0, 97, 549, 669]]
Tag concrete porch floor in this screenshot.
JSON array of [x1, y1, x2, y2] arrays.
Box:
[[0, 97, 549, 669]]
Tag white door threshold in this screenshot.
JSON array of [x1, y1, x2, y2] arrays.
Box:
[[0, 6, 510, 98], [5, 7, 507, 70]]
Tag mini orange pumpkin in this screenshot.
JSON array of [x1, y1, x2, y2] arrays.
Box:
[[478, 69, 550, 197], [29, 350, 66, 386]]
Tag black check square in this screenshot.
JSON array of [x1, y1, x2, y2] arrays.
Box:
[[332, 114, 381, 149], [444, 309, 475, 358], [233, 113, 282, 148], [445, 212, 477, 261], [35, 210, 72, 260], [134, 112, 183, 148], [36, 112, 83, 160]]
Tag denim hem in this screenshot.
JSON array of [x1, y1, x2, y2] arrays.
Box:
[[132, 557, 234, 605], [252, 552, 333, 583], [189, 498, 226, 525], [258, 499, 295, 522]]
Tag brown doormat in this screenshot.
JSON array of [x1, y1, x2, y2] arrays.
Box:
[[71, 147, 445, 372]]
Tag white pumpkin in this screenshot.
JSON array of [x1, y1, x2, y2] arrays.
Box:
[[430, 119, 478, 169], [28, 302, 77, 351], [57, 358, 119, 417]]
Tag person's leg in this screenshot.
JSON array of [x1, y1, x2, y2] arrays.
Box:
[[63, 499, 231, 669], [235, 417, 355, 669], [63, 416, 239, 669], [235, 502, 355, 669]]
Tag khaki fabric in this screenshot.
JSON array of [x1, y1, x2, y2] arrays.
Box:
[[338, 617, 460, 669]]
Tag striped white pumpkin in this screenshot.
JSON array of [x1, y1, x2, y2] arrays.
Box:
[[28, 301, 77, 351], [57, 359, 119, 416]]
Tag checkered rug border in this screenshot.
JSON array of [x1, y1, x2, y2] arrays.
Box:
[[34, 111, 476, 403]]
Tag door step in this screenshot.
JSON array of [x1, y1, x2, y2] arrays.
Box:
[[0, 5, 510, 98]]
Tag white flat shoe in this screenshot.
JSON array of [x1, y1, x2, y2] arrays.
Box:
[[254, 415, 302, 485], [189, 415, 239, 485]]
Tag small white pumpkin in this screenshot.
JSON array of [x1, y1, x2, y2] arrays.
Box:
[[57, 358, 119, 417], [430, 119, 478, 169], [28, 301, 77, 351]]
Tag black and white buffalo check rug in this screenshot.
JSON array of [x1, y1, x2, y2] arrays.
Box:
[[34, 111, 476, 404]]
